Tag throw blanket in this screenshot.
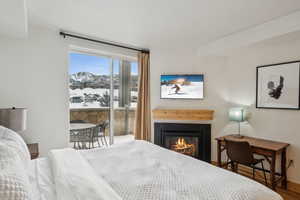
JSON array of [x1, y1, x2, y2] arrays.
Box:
[[48, 148, 122, 200]]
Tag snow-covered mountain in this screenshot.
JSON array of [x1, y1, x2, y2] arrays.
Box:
[[69, 71, 138, 89], [69, 72, 110, 89], [70, 72, 99, 82]]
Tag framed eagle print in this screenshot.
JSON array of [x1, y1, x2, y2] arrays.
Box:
[[256, 60, 300, 110]]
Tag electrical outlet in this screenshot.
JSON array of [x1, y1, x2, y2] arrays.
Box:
[[287, 159, 294, 168]]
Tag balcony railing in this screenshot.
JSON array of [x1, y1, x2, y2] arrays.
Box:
[[70, 107, 135, 136]]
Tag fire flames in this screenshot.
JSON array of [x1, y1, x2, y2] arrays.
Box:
[[171, 137, 196, 156]]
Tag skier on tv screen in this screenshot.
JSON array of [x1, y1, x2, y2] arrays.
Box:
[[172, 84, 181, 94]]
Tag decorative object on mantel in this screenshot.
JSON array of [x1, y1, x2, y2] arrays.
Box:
[[256, 60, 300, 110], [160, 74, 204, 99], [152, 109, 214, 121], [228, 107, 250, 138], [0, 107, 27, 132]]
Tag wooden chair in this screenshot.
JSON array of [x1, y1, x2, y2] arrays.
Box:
[[225, 139, 268, 185], [90, 120, 109, 148]]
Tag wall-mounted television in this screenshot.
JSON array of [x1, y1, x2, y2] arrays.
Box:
[[160, 74, 204, 99]]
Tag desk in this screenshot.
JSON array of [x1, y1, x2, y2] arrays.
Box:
[[215, 135, 289, 190]]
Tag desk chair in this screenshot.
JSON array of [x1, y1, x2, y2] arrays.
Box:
[[225, 139, 268, 186]]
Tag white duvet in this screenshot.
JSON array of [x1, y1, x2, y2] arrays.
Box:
[[49, 148, 122, 200], [32, 140, 282, 200]]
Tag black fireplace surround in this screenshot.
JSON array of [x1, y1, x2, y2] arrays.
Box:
[[154, 123, 211, 163]]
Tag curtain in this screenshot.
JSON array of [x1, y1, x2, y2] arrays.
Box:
[[134, 52, 151, 141]]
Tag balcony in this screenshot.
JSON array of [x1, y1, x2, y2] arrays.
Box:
[[70, 107, 136, 136]]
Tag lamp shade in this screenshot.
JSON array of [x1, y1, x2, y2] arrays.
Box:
[[0, 108, 27, 132], [229, 107, 249, 122]]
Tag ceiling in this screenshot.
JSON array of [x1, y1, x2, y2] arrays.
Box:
[[8, 0, 300, 50]]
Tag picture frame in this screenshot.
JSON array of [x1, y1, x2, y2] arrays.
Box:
[[160, 74, 204, 100], [256, 60, 300, 110]]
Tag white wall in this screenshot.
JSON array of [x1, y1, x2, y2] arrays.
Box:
[[150, 48, 231, 161], [224, 34, 300, 184], [0, 26, 70, 155], [0, 0, 28, 38]]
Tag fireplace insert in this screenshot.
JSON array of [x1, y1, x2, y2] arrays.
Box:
[[154, 123, 211, 162], [165, 136, 199, 158]]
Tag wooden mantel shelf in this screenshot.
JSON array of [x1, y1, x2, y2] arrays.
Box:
[[152, 109, 214, 121]]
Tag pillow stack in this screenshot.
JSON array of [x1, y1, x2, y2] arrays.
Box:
[[0, 126, 31, 169], [0, 126, 32, 200]]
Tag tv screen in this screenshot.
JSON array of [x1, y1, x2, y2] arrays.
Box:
[[160, 74, 204, 99]]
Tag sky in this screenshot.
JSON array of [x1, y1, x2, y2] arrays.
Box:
[[69, 53, 138, 75], [161, 74, 204, 82]]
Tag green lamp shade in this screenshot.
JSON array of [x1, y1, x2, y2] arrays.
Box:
[[229, 107, 249, 122]]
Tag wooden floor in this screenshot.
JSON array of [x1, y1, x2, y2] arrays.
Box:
[[217, 164, 300, 200], [277, 188, 300, 200]]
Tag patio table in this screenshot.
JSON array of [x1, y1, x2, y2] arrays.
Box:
[[70, 123, 96, 131], [70, 123, 96, 149]]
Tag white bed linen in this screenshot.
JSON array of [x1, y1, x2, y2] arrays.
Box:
[[81, 140, 282, 200], [30, 140, 283, 200], [28, 158, 56, 200], [48, 148, 122, 200]]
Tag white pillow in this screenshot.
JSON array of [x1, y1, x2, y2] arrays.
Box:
[[0, 174, 30, 200], [0, 126, 30, 169], [0, 141, 17, 168], [0, 142, 31, 200]]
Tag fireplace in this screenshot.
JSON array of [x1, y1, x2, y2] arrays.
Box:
[[154, 123, 211, 162]]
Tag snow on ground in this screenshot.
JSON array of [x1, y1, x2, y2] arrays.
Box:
[[69, 88, 137, 109], [70, 102, 137, 109], [161, 82, 203, 99], [70, 88, 138, 97]]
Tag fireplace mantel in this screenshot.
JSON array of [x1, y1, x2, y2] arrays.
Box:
[[152, 109, 214, 121]]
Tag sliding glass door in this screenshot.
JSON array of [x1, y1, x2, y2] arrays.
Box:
[[69, 51, 137, 147]]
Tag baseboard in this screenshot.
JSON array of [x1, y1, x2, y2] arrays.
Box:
[[211, 161, 300, 194]]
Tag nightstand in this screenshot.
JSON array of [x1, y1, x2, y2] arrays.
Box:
[[27, 143, 39, 159]]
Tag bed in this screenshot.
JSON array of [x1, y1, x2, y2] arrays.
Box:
[[0, 126, 282, 200]]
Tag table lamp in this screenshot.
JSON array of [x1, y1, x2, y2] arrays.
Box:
[[0, 107, 27, 132], [228, 107, 249, 138]]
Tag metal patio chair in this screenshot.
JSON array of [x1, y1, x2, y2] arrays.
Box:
[[90, 120, 109, 148]]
